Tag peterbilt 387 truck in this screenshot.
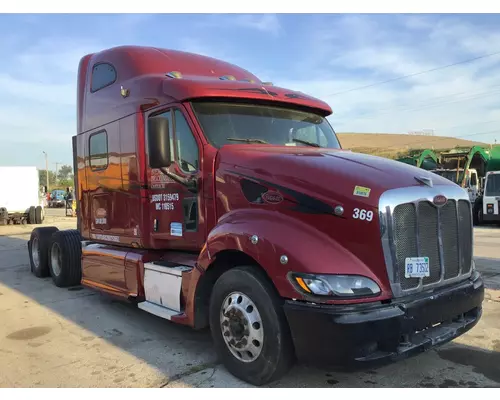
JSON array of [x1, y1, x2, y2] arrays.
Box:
[[27, 45, 484, 386]]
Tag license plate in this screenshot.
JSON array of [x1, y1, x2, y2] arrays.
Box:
[[405, 257, 430, 278]]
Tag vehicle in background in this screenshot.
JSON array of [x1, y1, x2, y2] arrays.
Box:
[[396, 148, 440, 170], [475, 170, 500, 225], [401, 146, 500, 223], [48, 189, 66, 208], [0, 166, 45, 225], [432, 168, 480, 203], [27, 46, 484, 385]]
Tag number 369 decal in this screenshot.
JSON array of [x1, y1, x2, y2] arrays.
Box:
[[352, 208, 374, 222]]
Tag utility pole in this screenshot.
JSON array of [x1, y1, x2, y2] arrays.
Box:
[[54, 162, 62, 186], [42, 151, 49, 192]]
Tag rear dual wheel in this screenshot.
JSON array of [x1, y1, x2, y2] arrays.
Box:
[[35, 206, 44, 224], [29, 227, 59, 277], [48, 230, 82, 287], [209, 266, 295, 386], [28, 206, 43, 224], [29, 228, 82, 287]]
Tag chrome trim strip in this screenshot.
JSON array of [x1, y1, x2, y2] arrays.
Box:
[[437, 206, 445, 282], [379, 184, 473, 298], [456, 201, 463, 276], [415, 202, 423, 291]]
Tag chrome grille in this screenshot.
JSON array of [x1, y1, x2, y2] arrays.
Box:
[[458, 200, 473, 274], [441, 201, 460, 279], [418, 201, 441, 286], [393, 204, 419, 290], [380, 185, 473, 298]]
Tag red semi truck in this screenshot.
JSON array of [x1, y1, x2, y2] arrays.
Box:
[[27, 45, 484, 385]]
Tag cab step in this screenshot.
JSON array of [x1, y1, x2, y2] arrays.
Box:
[[137, 301, 182, 320]]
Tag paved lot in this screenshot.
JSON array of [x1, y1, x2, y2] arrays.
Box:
[[0, 210, 499, 388]]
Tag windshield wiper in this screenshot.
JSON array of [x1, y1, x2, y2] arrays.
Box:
[[227, 137, 269, 144], [293, 138, 321, 147]]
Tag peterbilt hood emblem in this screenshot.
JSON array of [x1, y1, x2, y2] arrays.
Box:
[[433, 195, 448, 206], [261, 190, 284, 204], [415, 176, 433, 187]]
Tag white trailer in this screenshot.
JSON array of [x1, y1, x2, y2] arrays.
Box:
[[0, 166, 45, 225]]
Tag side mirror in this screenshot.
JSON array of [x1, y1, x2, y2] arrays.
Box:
[[148, 116, 172, 168]]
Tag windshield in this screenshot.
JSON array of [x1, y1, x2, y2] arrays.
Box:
[[191, 101, 341, 149], [433, 170, 460, 183], [485, 174, 500, 197]]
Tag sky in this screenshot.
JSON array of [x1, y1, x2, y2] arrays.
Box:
[[1, 13, 500, 170]]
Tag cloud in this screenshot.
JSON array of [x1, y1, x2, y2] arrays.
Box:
[[1, 13, 500, 170], [278, 14, 500, 144], [232, 14, 282, 35], [195, 13, 282, 36]]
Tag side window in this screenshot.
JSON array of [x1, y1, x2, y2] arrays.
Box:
[[91, 63, 117, 93], [174, 110, 199, 173], [471, 173, 477, 186], [89, 131, 108, 171]]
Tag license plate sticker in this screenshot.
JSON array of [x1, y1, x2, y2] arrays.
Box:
[[405, 257, 430, 278]]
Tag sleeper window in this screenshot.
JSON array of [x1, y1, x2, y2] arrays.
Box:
[[91, 63, 117, 92], [89, 131, 108, 170]]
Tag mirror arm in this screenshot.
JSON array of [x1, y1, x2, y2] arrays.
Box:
[[159, 167, 198, 193]]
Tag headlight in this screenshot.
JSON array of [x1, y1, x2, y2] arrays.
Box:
[[290, 273, 381, 298]]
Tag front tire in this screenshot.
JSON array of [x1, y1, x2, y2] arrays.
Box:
[[49, 229, 82, 287], [209, 266, 294, 386]]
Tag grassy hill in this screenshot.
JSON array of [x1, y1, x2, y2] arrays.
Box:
[[336, 133, 488, 159]]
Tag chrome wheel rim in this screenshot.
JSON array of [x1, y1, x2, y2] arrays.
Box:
[[51, 242, 62, 277], [220, 291, 264, 363], [32, 237, 40, 269]]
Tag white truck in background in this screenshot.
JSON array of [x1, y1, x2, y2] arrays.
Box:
[[432, 168, 480, 203], [0, 166, 45, 225]]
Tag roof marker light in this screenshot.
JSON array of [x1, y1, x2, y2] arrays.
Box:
[[219, 75, 236, 81], [166, 71, 182, 79], [262, 82, 273, 86], [241, 78, 256, 83]]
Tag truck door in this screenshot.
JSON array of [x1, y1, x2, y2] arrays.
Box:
[[469, 170, 478, 203], [147, 106, 202, 250], [483, 172, 500, 220]]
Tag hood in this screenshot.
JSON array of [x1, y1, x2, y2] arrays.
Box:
[[216, 145, 455, 209]]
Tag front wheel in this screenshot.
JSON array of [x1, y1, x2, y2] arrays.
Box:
[[209, 266, 294, 386]]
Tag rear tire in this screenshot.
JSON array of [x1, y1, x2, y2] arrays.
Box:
[[28, 226, 59, 278], [473, 199, 483, 226], [35, 206, 43, 224], [28, 206, 36, 224], [209, 266, 295, 386], [48, 229, 82, 287]]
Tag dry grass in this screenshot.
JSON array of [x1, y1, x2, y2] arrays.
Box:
[[337, 133, 487, 159]]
